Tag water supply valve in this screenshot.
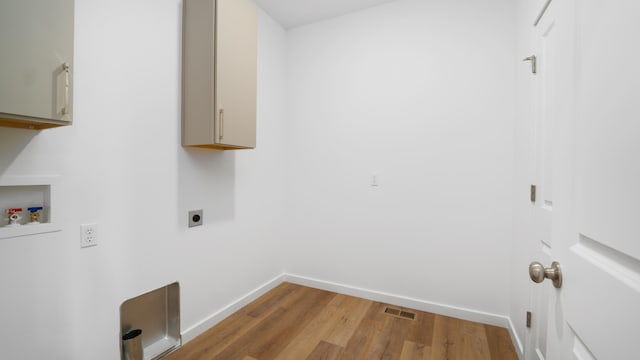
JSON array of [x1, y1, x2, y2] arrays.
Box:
[[6, 208, 23, 227], [27, 206, 44, 224]]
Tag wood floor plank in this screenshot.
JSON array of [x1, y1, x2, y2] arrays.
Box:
[[405, 308, 435, 347], [430, 315, 448, 360], [164, 283, 518, 360], [445, 316, 463, 360], [341, 302, 418, 359], [366, 315, 404, 359], [274, 293, 373, 359], [460, 321, 492, 360], [165, 282, 308, 360], [305, 341, 345, 360], [165, 312, 256, 360], [399, 340, 429, 360], [484, 324, 518, 360], [274, 294, 348, 359], [430, 315, 463, 360], [322, 296, 373, 347], [212, 286, 336, 359], [244, 282, 301, 318], [341, 301, 389, 359]]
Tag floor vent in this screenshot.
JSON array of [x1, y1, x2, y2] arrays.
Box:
[[384, 307, 400, 316], [384, 307, 416, 320], [399, 311, 416, 320]]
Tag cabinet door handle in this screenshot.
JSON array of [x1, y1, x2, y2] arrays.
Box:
[[61, 63, 71, 115], [219, 108, 224, 141]]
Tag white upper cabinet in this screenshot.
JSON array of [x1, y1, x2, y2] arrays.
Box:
[[182, 0, 258, 150], [0, 0, 74, 130]]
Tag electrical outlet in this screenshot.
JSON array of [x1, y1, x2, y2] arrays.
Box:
[[80, 223, 98, 248]]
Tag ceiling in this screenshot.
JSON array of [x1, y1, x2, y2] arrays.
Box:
[[253, 0, 398, 29]]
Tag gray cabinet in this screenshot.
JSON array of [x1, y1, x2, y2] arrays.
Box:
[[0, 0, 74, 130], [182, 0, 258, 150]]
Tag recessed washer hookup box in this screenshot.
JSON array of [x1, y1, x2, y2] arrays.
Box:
[[120, 282, 181, 360]]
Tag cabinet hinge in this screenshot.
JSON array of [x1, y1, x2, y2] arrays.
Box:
[[526, 311, 532, 328]]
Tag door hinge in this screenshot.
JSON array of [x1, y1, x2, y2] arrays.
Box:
[[526, 311, 532, 328], [530, 185, 537, 203]]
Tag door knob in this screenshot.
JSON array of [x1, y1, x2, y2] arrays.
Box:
[[529, 261, 562, 288]]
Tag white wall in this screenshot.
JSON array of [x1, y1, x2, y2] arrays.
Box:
[[0, 0, 523, 358], [284, 0, 516, 317], [0, 1, 287, 358]]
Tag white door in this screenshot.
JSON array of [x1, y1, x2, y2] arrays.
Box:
[[528, 0, 640, 359], [524, 2, 558, 359]]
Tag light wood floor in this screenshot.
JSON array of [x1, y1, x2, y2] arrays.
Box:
[[165, 283, 518, 360]]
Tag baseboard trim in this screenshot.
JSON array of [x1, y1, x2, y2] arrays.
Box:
[[283, 273, 510, 328], [180, 273, 285, 344], [506, 316, 525, 359]]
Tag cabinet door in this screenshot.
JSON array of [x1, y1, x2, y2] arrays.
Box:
[[182, 0, 216, 146], [215, 0, 257, 149], [0, 0, 74, 124]]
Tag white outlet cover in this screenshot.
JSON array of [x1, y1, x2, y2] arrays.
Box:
[[80, 223, 98, 248], [371, 173, 379, 187]]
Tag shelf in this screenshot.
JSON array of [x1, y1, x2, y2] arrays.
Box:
[[0, 223, 61, 240]]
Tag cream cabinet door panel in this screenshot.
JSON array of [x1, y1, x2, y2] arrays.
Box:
[[182, 0, 257, 150], [215, 0, 257, 149], [0, 0, 74, 126]]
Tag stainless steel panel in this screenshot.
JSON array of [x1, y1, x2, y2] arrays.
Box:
[[120, 282, 181, 360]]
